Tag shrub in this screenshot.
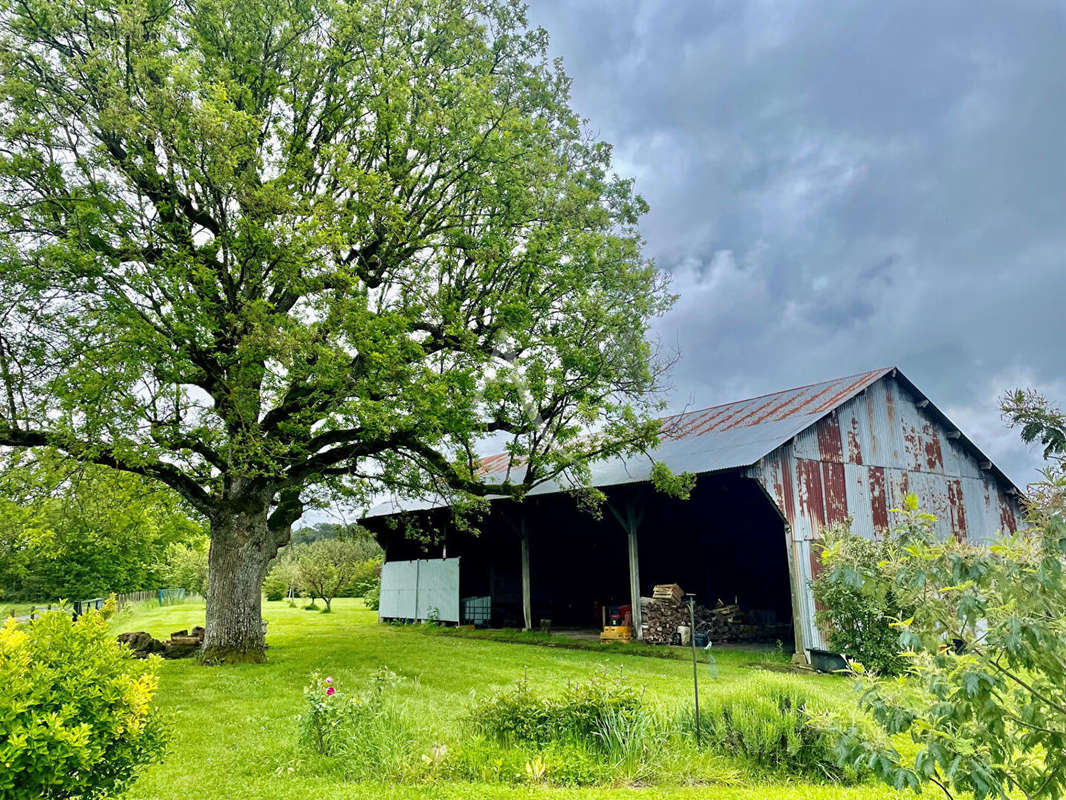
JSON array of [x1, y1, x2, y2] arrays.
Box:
[[467, 668, 645, 748], [340, 558, 381, 598], [812, 523, 910, 675], [362, 580, 380, 611], [694, 673, 869, 782], [263, 555, 300, 602], [829, 492, 1066, 800], [298, 669, 415, 780], [0, 609, 166, 799]]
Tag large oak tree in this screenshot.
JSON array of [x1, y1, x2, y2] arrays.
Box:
[[0, 0, 673, 660]]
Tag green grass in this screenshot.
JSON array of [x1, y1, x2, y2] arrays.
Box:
[[114, 598, 928, 799], [2, 600, 51, 618], [413, 623, 790, 663]]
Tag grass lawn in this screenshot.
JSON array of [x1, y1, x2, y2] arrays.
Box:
[[2, 600, 50, 618], [114, 598, 928, 800]]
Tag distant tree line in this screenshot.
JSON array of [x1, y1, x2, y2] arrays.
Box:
[[0, 454, 384, 605], [0, 454, 206, 601], [264, 525, 383, 611]]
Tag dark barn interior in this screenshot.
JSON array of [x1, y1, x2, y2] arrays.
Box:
[[368, 471, 794, 642]]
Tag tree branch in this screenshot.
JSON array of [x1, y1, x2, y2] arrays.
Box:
[[0, 421, 214, 515]]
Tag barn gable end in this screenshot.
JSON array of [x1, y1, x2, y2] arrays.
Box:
[[748, 371, 1024, 651]]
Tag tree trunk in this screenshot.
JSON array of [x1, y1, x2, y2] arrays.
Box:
[[202, 507, 279, 663]]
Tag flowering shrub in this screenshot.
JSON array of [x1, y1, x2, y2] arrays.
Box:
[[299, 673, 346, 755], [0, 609, 166, 799], [298, 668, 414, 779]]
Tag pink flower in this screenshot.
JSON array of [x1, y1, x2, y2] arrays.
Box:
[[326, 686, 335, 696], [325, 676, 333, 684]]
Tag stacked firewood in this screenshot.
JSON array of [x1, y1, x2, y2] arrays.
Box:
[[641, 592, 790, 645]]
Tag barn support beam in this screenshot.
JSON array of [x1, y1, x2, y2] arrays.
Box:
[[520, 517, 532, 631], [502, 509, 533, 631], [608, 500, 645, 640]]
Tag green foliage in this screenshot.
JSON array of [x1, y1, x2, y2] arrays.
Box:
[[294, 539, 374, 612], [650, 462, 698, 501], [160, 540, 209, 597], [1003, 388, 1066, 516], [0, 0, 673, 654], [339, 558, 382, 598], [263, 550, 301, 602], [0, 610, 166, 799], [0, 455, 205, 601], [443, 738, 613, 787], [693, 673, 869, 782], [462, 669, 665, 785], [812, 523, 911, 675], [362, 581, 381, 611], [467, 668, 645, 748], [299, 669, 414, 780], [827, 493, 1066, 800]]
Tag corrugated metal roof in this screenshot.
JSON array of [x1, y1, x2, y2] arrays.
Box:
[[365, 367, 892, 517]]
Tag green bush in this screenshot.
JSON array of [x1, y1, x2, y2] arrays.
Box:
[[299, 669, 415, 780], [467, 668, 645, 748], [0, 609, 166, 799], [362, 581, 380, 610], [339, 558, 381, 597], [694, 673, 867, 782], [811, 523, 910, 675]]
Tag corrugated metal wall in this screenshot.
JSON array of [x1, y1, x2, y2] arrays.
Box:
[[747, 373, 1024, 653]]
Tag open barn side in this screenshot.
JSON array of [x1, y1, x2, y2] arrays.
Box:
[[368, 471, 795, 645]]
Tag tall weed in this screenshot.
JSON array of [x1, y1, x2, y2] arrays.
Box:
[[467, 667, 644, 748], [298, 668, 417, 780], [690, 672, 871, 782]]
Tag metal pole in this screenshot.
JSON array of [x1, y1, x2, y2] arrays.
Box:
[[687, 593, 700, 746]]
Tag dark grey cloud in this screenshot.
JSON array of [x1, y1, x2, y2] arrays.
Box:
[[528, 0, 1066, 487]]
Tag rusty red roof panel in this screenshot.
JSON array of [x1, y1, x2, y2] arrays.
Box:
[[474, 368, 892, 476], [658, 367, 890, 438]]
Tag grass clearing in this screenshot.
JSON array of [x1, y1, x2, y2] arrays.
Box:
[[114, 598, 929, 799], [2, 600, 54, 618]]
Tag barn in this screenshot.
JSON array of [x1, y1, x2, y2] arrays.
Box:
[[362, 367, 1025, 659]]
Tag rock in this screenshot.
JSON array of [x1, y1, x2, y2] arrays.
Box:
[[170, 629, 189, 638], [117, 631, 166, 657], [190, 626, 205, 641], [162, 641, 201, 659]]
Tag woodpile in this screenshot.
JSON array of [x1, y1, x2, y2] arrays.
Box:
[[652, 583, 684, 603], [640, 592, 791, 645]]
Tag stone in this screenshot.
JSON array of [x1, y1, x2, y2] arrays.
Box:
[[162, 641, 201, 659], [117, 631, 166, 657]]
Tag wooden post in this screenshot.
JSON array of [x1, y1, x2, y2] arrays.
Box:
[[520, 517, 532, 631]]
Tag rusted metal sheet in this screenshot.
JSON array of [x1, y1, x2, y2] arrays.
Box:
[[658, 368, 891, 440], [821, 461, 848, 525], [749, 372, 1027, 652]]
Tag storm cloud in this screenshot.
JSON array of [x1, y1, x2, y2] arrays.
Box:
[[527, 0, 1066, 487]]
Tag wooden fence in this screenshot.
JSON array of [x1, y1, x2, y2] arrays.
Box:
[[21, 588, 203, 620]]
